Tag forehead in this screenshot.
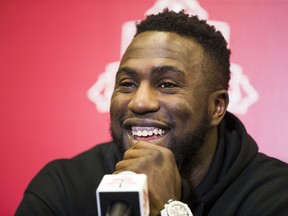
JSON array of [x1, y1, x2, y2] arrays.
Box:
[[120, 31, 204, 72]]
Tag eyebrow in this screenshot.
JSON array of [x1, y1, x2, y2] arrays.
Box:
[[116, 65, 185, 77], [151, 65, 185, 77], [116, 67, 137, 77]]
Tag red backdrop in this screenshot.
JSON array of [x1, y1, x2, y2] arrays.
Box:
[[1, 0, 288, 215]]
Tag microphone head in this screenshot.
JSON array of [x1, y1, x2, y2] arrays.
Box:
[[96, 172, 149, 216]]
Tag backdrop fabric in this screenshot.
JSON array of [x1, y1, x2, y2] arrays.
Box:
[[1, 0, 288, 215]]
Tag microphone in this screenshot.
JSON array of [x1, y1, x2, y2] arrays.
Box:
[[96, 171, 149, 216]]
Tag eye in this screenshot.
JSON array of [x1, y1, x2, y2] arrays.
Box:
[[158, 82, 177, 88], [116, 79, 138, 93], [119, 81, 137, 87]]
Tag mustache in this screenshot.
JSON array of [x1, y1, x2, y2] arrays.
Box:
[[115, 111, 176, 129]]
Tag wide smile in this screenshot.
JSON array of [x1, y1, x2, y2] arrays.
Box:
[[123, 118, 170, 141], [131, 126, 167, 140]]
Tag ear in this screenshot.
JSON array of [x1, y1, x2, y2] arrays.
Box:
[[209, 90, 229, 127]]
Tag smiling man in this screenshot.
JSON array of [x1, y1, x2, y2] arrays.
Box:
[[16, 9, 288, 216]]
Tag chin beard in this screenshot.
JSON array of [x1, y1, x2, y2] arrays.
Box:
[[168, 109, 211, 170]]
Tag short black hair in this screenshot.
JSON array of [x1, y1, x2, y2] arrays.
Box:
[[135, 8, 231, 90]]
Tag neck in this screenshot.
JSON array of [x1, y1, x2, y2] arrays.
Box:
[[180, 127, 218, 190]]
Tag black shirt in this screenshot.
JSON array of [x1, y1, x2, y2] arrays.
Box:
[[16, 113, 288, 215]]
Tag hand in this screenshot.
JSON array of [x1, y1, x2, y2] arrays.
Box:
[[114, 140, 182, 216]]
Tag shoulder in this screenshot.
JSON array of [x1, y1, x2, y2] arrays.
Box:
[[17, 142, 120, 216], [26, 142, 121, 196], [237, 153, 288, 215], [38, 141, 120, 181], [249, 153, 288, 178], [72, 141, 119, 160], [246, 153, 288, 193]]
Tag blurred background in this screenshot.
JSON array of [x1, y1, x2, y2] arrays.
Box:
[[1, 0, 288, 215]]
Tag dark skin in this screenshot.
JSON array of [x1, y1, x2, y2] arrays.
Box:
[[110, 31, 228, 215]]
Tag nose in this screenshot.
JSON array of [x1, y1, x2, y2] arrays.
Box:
[[128, 82, 160, 114]]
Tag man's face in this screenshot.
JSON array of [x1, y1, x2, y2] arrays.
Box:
[[110, 31, 212, 167]]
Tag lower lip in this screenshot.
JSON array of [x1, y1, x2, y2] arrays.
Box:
[[133, 134, 162, 141]]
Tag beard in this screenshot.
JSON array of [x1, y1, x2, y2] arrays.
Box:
[[168, 108, 211, 170], [110, 106, 211, 169]]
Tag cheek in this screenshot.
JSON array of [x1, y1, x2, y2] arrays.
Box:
[[110, 94, 126, 112], [164, 95, 206, 130], [166, 97, 195, 121], [110, 94, 131, 124]]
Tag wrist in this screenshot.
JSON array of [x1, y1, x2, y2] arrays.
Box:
[[160, 199, 193, 216]]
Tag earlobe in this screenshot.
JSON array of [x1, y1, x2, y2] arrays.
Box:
[[210, 90, 229, 127]]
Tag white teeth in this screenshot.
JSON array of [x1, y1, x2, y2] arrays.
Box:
[[131, 126, 166, 137]]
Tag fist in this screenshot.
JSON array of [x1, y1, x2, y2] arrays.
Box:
[[115, 140, 182, 215]]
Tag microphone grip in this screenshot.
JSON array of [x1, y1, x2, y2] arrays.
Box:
[[106, 202, 131, 216]]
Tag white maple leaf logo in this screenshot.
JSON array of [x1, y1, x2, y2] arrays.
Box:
[[87, 0, 259, 115]]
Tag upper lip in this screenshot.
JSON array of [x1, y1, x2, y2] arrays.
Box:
[[123, 118, 170, 131]]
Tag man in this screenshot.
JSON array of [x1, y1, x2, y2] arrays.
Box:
[[16, 9, 288, 216]]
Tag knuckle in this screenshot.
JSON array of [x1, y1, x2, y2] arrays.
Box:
[[115, 161, 124, 171]]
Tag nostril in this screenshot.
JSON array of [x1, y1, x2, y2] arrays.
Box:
[[128, 88, 160, 114], [128, 98, 160, 114]]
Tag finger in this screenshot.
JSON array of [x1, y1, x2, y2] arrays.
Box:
[[131, 140, 163, 150], [123, 148, 154, 159], [114, 158, 140, 173]]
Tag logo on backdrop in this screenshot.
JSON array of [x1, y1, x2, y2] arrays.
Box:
[[87, 0, 259, 115]]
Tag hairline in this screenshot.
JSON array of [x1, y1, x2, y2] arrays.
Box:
[[133, 30, 221, 91]]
